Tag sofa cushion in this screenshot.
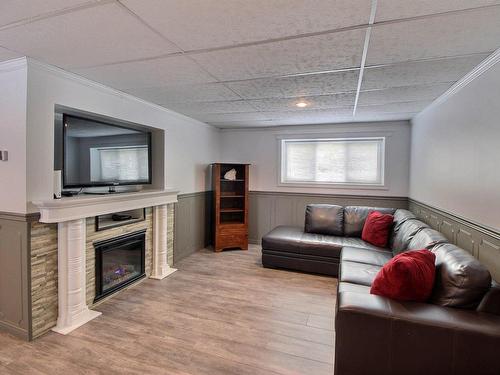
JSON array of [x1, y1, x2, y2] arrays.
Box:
[[431, 243, 492, 309], [262, 226, 387, 258], [392, 219, 429, 255], [362, 211, 394, 248], [407, 228, 448, 251], [342, 237, 387, 252], [344, 206, 396, 238], [340, 261, 382, 286], [338, 282, 371, 294], [262, 225, 344, 258], [304, 204, 344, 236], [341, 247, 392, 267], [262, 225, 304, 254], [370, 250, 436, 302]]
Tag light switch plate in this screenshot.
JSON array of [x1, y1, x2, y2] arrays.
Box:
[[0, 150, 8, 161]]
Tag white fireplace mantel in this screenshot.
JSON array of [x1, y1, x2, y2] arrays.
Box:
[[33, 188, 179, 223], [32, 189, 178, 335]]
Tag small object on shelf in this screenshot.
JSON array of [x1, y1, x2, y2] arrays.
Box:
[[112, 213, 133, 221], [212, 163, 249, 252], [223, 168, 237, 181]]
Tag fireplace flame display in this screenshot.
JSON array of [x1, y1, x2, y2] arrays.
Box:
[[104, 264, 139, 291]]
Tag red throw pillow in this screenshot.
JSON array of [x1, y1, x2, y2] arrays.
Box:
[[370, 250, 436, 302], [362, 211, 394, 247]]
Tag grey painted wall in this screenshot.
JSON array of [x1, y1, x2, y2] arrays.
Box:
[[0, 214, 31, 340], [174, 191, 213, 263], [410, 56, 500, 232]]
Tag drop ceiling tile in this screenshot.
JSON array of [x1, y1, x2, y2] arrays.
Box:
[[122, 0, 371, 50], [358, 83, 452, 106], [191, 29, 366, 81], [0, 2, 180, 68], [126, 83, 241, 104], [227, 70, 360, 99], [376, 0, 500, 22], [0, 46, 21, 62], [250, 93, 356, 112], [164, 100, 257, 115], [367, 6, 500, 65], [362, 54, 487, 90], [74, 55, 216, 90], [0, 0, 97, 27], [356, 101, 431, 115]]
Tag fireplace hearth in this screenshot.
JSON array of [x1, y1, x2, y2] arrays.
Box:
[[94, 229, 146, 302]]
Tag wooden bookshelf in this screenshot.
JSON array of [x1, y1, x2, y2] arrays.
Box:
[[212, 163, 249, 252]]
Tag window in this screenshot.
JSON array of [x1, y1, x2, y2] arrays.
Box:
[[280, 137, 385, 187]]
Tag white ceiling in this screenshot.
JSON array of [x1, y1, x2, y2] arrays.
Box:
[[0, 0, 499, 128]]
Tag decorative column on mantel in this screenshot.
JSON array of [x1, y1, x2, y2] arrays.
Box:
[[33, 189, 178, 335], [53, 218, 101, 334], [151, 204, 177, 279]]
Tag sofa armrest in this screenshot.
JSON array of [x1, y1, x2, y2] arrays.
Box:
[[335, 292, 500, 375]]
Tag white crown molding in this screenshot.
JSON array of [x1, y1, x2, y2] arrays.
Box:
[[0, 57, 28, 73], [25, 58, 217, 130], [218, 120, 410, 133], [414, 48, 500, 120]]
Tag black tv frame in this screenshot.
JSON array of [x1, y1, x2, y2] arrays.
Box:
[[62, 113, 153, 189]]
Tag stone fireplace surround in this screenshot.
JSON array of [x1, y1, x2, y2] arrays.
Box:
[[33, 189, 177, 336]]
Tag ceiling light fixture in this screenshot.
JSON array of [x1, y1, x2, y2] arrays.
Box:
[[295, 101, 308, 108]]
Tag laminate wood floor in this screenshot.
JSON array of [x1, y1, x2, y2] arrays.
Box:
[[0, 245, 337, 375]]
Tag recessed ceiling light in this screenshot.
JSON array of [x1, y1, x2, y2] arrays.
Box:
[[295, 101, 308, 108]]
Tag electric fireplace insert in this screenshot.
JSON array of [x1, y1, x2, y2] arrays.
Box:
[[94, 229, 146, 302]]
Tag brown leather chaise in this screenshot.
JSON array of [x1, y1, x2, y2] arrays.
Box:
[[261, 204, 500, 375], [262, 204, 396, 276]]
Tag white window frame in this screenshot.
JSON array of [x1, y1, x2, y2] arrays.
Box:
[[278, 136, 387, 190]]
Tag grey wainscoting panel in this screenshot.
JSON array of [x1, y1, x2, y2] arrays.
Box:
[[409, 199, 500, 282], [174, 191, 213, 263], [0, 216, 31, 340], [249, 191, 408, 244]]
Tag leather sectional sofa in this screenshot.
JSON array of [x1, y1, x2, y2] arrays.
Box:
[[261, 204, 500, 375]]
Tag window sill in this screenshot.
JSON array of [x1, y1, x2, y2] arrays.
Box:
[[278, 182, 389, 191]]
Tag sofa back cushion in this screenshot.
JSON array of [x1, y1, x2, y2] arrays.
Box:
[[392, 219, 429, 255], [407, 228, 448, 251], [304, 204, 344, 236], [344, 206, 396, 238], [431, 243, 492, 309], [393, 209, 417, 230]]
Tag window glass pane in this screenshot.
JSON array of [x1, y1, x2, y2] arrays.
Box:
[[346, 141, 379, 183], [316, 141, 346, 182], [282, 138, 384, 186], [285, 142, 315, 181]]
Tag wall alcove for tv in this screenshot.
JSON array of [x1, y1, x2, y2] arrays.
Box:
[[53, 105, 165, 192]]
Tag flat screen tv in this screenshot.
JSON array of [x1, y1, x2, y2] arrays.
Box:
[[63, 114, 152, 189]]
